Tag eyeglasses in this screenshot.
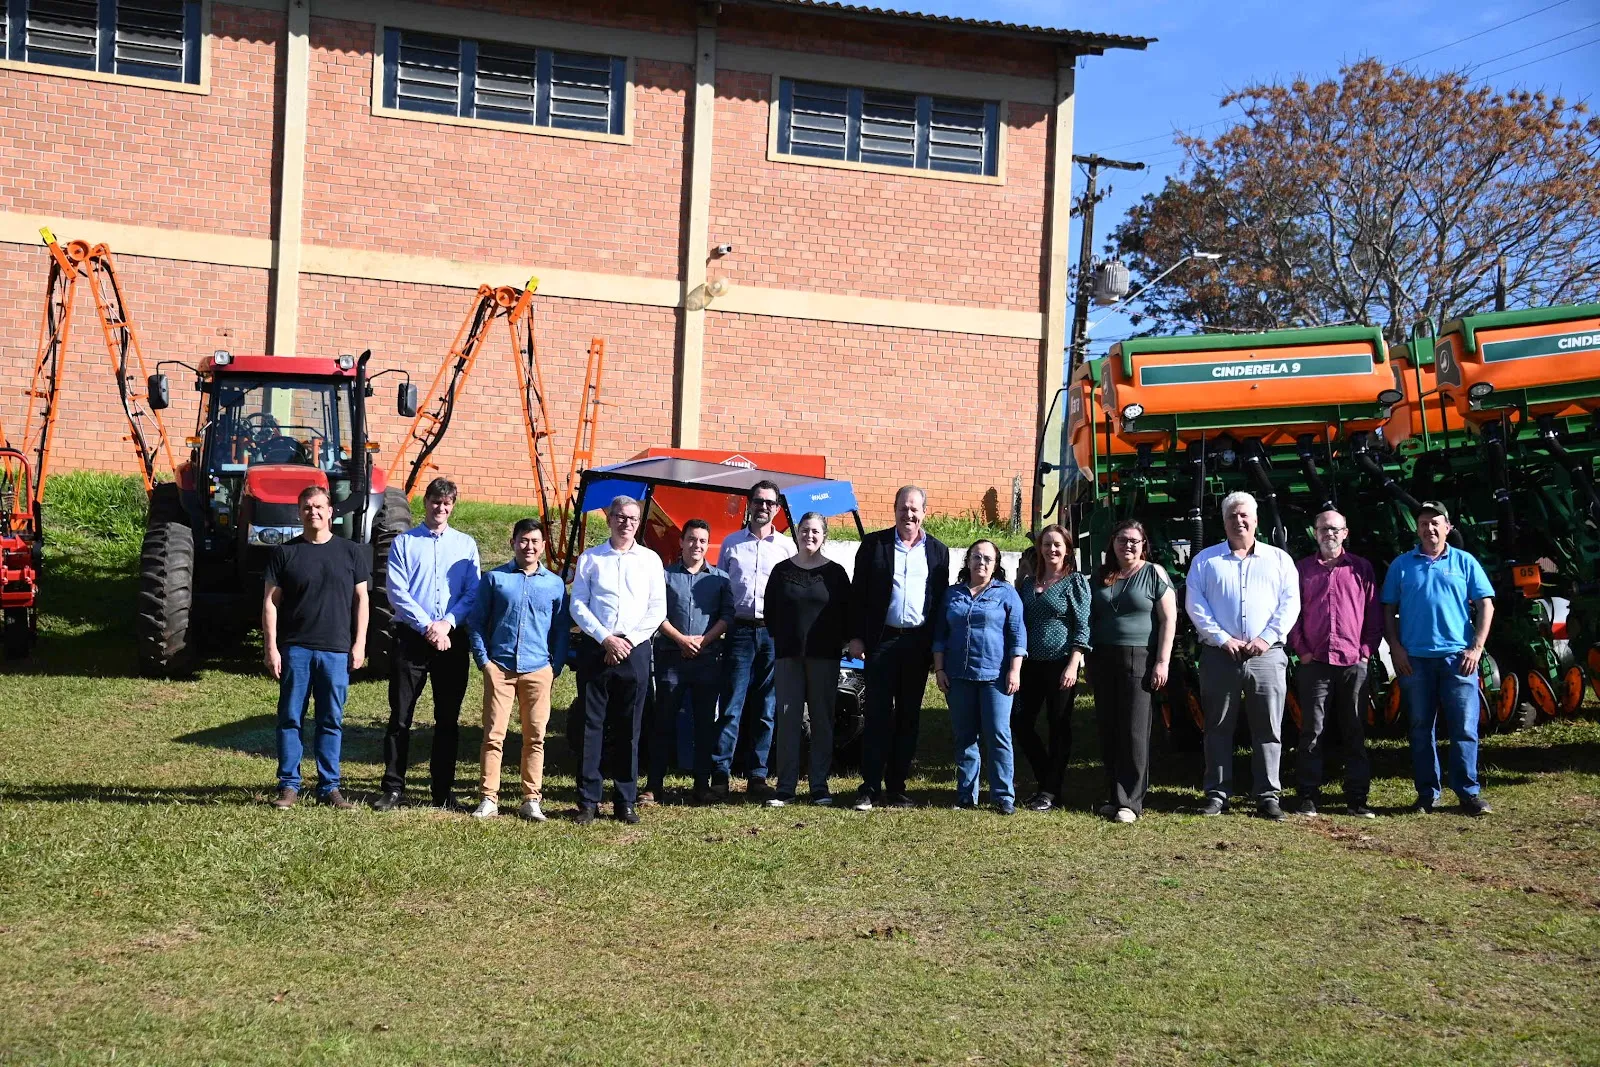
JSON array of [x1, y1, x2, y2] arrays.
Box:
[[1115, 537, 1144, 546], [1316, 526, 1347, 534], [751, 498, 778, 509]]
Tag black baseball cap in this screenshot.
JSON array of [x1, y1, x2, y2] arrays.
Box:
[[1416, 500, 1450, 522]]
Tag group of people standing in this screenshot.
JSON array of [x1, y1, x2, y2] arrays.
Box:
[[259, 476, 1497, 825]]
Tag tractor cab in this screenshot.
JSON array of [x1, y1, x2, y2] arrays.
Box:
[[138, 350, 418, 676], [151, 352, 416, 561]]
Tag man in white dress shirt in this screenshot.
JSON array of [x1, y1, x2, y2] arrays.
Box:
[[1185, 491, 1301, 820], [713, 480, 797, 801], [569, 496, 667, 824]]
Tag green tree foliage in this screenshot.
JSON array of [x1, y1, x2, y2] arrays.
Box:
[[1109, 59, 1600, 337]]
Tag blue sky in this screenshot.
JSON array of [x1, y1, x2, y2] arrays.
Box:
[[912, 0, 1600, 358]]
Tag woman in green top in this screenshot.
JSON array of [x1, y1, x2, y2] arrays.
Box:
[[1088, 519, 1176, 823], [1015, 524, 1092, 812]]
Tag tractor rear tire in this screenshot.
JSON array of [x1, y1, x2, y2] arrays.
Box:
[[137, 521, 197, 677], [3, 608, 32, 660], [365, 487, 413, 677]]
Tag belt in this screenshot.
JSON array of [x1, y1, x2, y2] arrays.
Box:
[[882, 624, 928, 636], [735, 617, 766, 628]]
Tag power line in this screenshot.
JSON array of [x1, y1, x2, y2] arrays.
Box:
[[1467, 17, 1600, 71], [1395, 0, 1575, 64], [1478, 32, 1600, 78]]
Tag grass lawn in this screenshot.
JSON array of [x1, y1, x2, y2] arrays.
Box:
[[1, 477, 1597, 1064]]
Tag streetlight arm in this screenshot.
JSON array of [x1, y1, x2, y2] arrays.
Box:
[[1085, 252, 1220, 336]]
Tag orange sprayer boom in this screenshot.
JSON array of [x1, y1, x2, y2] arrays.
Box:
[[384, 277, 605, 568], [10, 230, 176, 498]]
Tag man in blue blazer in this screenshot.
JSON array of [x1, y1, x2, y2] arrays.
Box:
[[846, 485, 950, 810]]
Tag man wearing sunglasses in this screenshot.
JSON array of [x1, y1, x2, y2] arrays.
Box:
[[714, 480, 797, 801]]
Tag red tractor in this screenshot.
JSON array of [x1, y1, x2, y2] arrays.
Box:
[[139, 350, 418, 676], [0, 448, 41, 658]]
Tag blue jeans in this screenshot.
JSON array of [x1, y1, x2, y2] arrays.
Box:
[[1399, 653, 1481, 803], [651, 649, 725, 791], [947, 677, 1016, 805], [716, 624, 777, 783], [276, 646, 349, 795]]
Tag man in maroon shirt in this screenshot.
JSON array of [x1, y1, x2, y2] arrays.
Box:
[[1288, 509, 1383, 817]]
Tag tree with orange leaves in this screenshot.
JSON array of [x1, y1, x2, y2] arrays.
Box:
[[1108, 59, 1600, 338]]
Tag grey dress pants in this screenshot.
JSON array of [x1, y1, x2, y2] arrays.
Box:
[[1199, 644, 1288, 804], [774, 656, 838, 798]]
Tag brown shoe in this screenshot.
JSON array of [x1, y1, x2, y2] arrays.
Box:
[[637, 789, 659, 807], [272, 787, 298, 809], [318, 789, 356, 810]]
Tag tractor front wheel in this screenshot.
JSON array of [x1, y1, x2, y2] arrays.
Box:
[[136, 521, 197, 677]]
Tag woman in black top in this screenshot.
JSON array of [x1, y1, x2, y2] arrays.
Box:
[[765, 512, 852, 806]]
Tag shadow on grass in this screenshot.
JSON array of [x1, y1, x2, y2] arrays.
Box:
[[0, 783, 263, 805], [174, 714, 386, 761]]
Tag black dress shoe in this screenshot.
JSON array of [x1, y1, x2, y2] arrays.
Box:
[[615, 803, 640, 825], [1198, 797, 1227, 816], [573, 806, 598, 826], [370, 790, 402, 812], [885, 792, 916, 809]]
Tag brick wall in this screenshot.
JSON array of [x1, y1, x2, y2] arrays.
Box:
[[0, 0, 1062, 520], [300, 17, 692, 278], [298, 276, 677, 503], [701, 313, 1036, 524], [0, 4, 283, 238], [709, 66, 1050, 311]]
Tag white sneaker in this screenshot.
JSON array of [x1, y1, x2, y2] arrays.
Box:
[[1114, 807, 1138, 824], [471, 798, 498, 819], [517, 799, 546, 822], [765, 796, 788, 808]]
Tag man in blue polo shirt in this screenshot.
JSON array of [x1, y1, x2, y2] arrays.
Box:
[[1382, 501, 1496, 817]]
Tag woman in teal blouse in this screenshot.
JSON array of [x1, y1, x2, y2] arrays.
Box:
[[1088, 519, 1176, 823], [1015, 524, 1092, 812]]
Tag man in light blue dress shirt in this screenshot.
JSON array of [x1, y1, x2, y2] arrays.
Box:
[[373, 478, 482, 812], [1185, 491, 1301, 820]]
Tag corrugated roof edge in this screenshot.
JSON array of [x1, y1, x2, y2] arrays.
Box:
[[723, 0, 1154, 53]]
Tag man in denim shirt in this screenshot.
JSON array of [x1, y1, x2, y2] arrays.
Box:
[[464, 519, 568, 823], [645, 519, 735, 805]]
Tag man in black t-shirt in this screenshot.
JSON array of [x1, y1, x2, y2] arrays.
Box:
[[263, 484, 370, 809]]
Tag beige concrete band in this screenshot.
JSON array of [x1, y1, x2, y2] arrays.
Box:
[[0, 212, 1041, 338]]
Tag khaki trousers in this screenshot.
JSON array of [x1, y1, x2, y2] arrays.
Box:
[[478, 661, 554, 803]]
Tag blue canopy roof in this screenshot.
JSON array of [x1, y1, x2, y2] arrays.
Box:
[[576, 457, 860, 518]]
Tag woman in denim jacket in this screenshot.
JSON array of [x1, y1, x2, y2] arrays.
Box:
[[933, 539, 1028, 814]]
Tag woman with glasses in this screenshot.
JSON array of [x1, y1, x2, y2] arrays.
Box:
[[1014, 524, 1092, 812], [764, 512, 851, 806], [1088, 520, 1176, 822], [933, 540, 1027, 814]]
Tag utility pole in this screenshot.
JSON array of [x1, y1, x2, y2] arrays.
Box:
[[1067, 155, 1144, 378], [1495, 254, 1507, 312]]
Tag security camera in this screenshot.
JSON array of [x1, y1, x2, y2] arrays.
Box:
[[711, 243, 733, 257]]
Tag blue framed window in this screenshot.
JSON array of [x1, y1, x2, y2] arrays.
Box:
[[382, 28, 627, 136], [776, 77, 999, 177], [3, 0, 203, 84]]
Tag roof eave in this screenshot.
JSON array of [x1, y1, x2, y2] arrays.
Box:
[[718, 0, 1154, 54]]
